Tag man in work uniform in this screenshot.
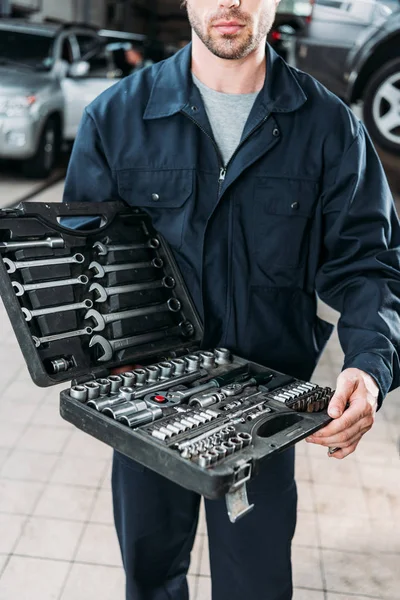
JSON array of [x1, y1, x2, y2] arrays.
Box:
[[63, 0, 400, 598]]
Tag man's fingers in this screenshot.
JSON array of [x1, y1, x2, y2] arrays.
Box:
[[309, 397, 368, 440], [328, 441, 359, 460], [328, 373, 358, 418], [307, 422, 371, 448]]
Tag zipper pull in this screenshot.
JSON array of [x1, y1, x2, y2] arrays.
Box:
[[219, 167, 227, 183]]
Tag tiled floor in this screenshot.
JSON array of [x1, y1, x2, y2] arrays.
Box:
[[0, 295, 399, 599]]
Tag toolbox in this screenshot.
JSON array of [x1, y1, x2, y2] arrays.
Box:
[[0, 200, 334, 522]]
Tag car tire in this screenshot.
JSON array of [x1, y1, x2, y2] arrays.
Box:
[[363, 58, 400, 155], [22, 117, 60, 179]]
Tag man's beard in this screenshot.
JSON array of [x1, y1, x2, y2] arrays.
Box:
[[186, 4, 275, 60]]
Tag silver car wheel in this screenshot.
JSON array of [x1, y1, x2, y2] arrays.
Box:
[[372, 72, 400, 145]]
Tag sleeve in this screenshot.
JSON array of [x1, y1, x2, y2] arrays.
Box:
[[62, 108, 120, 228], [316, 121, 400, 405]]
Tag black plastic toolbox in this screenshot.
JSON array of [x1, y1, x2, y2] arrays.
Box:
[[0, 201, 333, 522]]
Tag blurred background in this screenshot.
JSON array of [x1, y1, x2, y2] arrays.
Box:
[[0, 1, 399, 600]]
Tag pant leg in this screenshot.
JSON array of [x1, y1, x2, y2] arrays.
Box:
[[112, 451, 201, 600], [205, 447, 297, 600]]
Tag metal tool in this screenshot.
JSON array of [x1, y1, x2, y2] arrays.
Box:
[[84, 298, 181, 332], [170, 358, 186, 376], [146, 365, 161, 383], [32, 326, 93, 348], [107, 375, 123, 393], [95, 378, 112, 396], [198, 453, 212, 468], [121, 372, 136, 387], [94, 239, 160, 255], [221, 441, 235, 455], [89, 277, 176, 303], [177, 416, 243, 451], [90, 321, 195, 362], [22, 299, 93, 322], [13, 274, 89, 297], [166, 365, 249, 404], [3, 253, 85, 274], [84, 381, 100, 400], [133, 369, 148, 385], [103, 399, 148, 419], [130, 369, 206, 400], [159, 362, 173, 379], [199, 351, 215, 369], [89, 258, 164, 279], [50, 357, 74, 374], [230, 437, 243, 451], [237, 432, 252, 447], [214, 348, 232, 365], [70, 385, 88, 402], [185, 355, 200, 372], [188, 372, 273, 408], [119, 406, 163, 428], [0, 237, 64, 252]]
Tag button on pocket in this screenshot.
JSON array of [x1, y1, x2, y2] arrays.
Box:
[[253, 178, 318, 269], [117, 169, 194, 250]]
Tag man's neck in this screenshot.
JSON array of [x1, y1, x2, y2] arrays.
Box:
[[191, 33, 267, 95]]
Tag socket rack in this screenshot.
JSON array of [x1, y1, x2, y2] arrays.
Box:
[[0, 201, 334, 522]]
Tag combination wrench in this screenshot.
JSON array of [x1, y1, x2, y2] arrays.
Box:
[[94, 239, 160, 255], [89, 258, 164, 279], [22, 299, 93, 322], [0, 237, 64, 252], [33, 326, 93, 348], [12, 275, 89, 297], [89, 276, 176, 303], [3, 253, 85, 274], [89, 320, 195, 362], [84, 298, 182, 332]]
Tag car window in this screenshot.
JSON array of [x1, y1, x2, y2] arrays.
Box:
[[81, 44, 123, 79], [76, 34, 99, 58], [0, 29, 54, 69]]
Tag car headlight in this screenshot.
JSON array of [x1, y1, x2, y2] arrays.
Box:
[[0, 95, 36, 117]]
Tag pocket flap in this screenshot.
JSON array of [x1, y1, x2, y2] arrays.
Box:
[[117, 169, 194, 208], [255, 178, 319, 218]]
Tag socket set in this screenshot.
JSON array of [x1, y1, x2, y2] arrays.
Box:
[[0, 202, 334, 523]]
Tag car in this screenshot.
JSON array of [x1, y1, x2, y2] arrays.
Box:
[[0, 20, 123, 178], [294, 0, 400, 154]]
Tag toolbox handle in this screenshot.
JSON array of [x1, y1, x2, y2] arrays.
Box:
[[5, 201, 130, 236]]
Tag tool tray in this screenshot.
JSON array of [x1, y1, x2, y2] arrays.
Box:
[[0, 201, 333, 522]]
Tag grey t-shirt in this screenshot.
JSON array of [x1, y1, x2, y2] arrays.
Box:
[[192, 74, 259, 166]]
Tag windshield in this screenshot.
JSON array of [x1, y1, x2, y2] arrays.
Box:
[[0, 29, 54, 69]]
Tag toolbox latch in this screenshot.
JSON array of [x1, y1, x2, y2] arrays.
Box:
[[225, 460, 254, 523]]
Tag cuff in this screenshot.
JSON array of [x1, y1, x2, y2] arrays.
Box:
[[342, 352, 393, 410]]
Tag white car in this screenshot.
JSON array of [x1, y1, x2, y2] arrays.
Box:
[[0, 20, 144, 178]]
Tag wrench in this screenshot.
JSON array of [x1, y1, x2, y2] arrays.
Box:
[[22, 299, 93, 322], [89, 258, 164, 279], [89, 276, 176, 303], [3, 253, 85, 274], [89, 320, 195, 362], [84, 298, 181, 332], [94, 239, 160, 255], [33, 326, 93, 348], [12, 274, 89, 297], [0, 237, 64, 252]]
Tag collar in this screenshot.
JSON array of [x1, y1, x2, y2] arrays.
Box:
[[143, 43, 308, 120]]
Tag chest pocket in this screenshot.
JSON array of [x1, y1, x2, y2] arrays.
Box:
[[117, 169, 194, 250], [253, 178, 319, 269]]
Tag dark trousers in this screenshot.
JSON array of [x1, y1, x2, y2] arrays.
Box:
[[112, 448, 297, 600]]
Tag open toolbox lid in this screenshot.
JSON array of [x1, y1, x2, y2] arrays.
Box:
[[0, 201, 204, 387]]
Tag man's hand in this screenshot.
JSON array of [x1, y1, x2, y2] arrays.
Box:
[[306, 368, 379, 459]]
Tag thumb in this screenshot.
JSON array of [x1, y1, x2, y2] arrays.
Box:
[[328, 372, 357, 418]]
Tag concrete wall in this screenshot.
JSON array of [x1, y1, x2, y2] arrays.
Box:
[[11, 0, 107, 26]]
